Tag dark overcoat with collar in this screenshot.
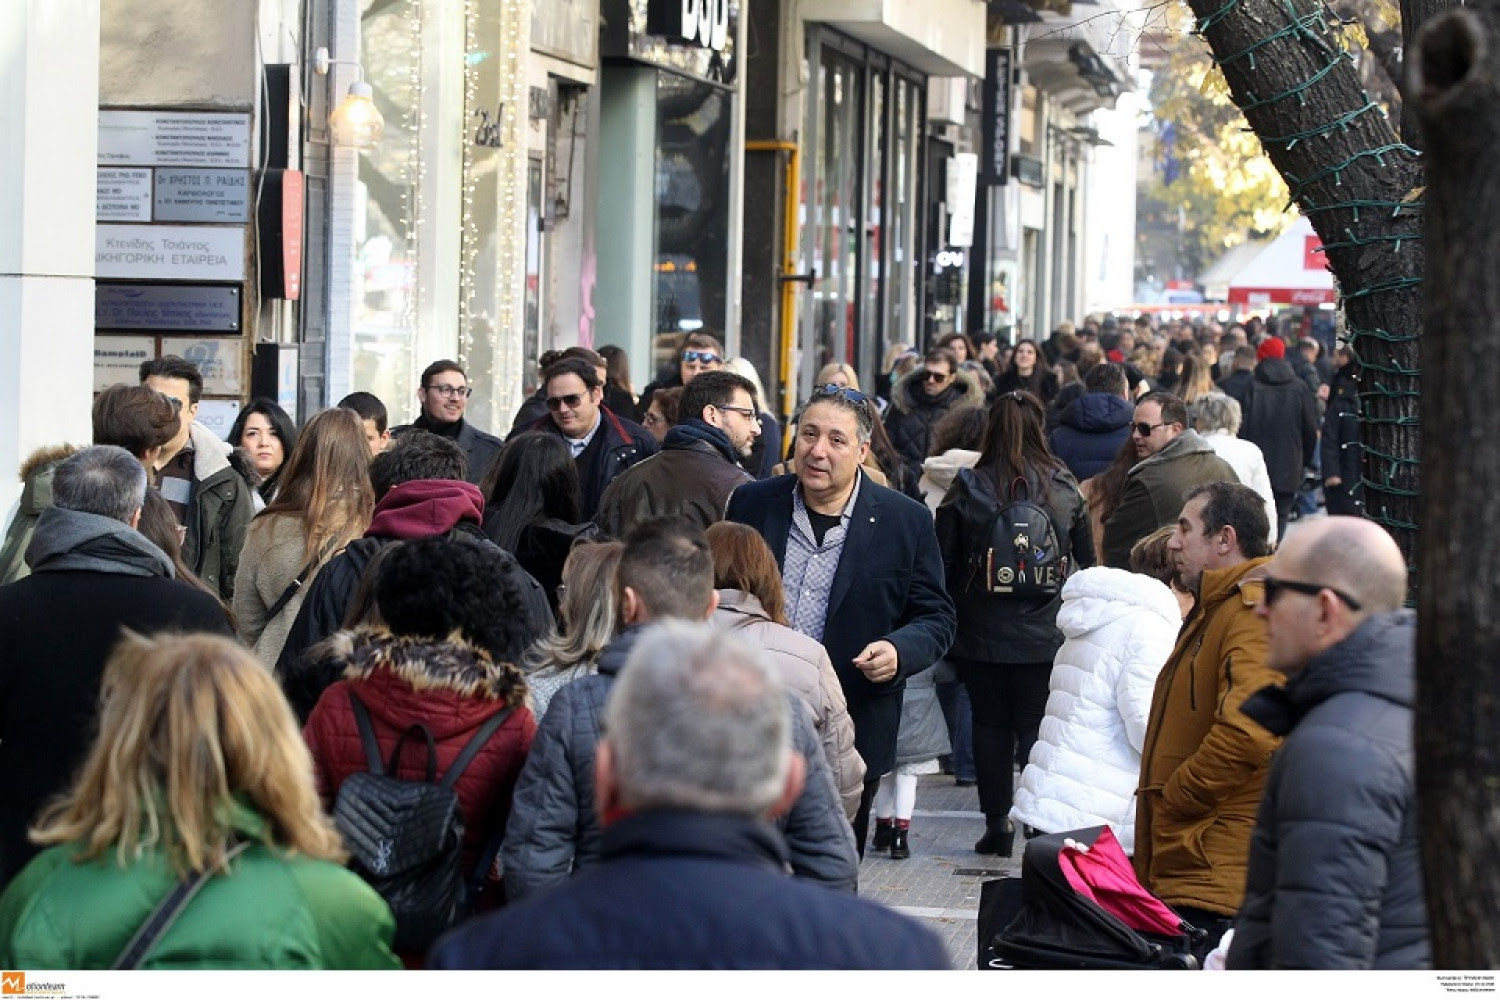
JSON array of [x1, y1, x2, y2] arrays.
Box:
[[726, 473, 957, 776]]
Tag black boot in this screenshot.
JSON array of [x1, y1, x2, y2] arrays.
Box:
[[872, 818, 894, 851], [890, 824, 911, 860], [974, 819, 1015, 856]]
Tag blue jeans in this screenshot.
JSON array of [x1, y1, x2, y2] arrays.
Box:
[[935, 665, 976, 783]]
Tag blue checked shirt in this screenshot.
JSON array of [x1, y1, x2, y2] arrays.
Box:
[[783, 471, 864, 643]]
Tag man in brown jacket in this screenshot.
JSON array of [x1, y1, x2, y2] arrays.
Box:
[[1135, 480, 1280, 959]]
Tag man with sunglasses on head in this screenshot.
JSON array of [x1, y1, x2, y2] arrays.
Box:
[[727, 383, 956, 858], [1134, 480, 1279, 963], [594, 370, 757, 538], [526, 357, 656, 522], [1227, 517, 1427, 969], [392, 359, 504, 487], [1101, 391, 1238, 568]]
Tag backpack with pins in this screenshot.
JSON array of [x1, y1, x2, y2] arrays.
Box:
[[332, 691, 512, 953], [973, 475, 1070, 599]]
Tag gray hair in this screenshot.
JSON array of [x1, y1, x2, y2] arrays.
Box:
[[1191, 391, 1242, 435], [792, 390, 874, 445], [605, 620, 790, 816], [53, 445, 148, 524]]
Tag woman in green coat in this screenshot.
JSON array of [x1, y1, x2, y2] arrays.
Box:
[[0, 632, 399, 970]]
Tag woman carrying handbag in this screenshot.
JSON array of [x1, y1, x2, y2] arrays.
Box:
[[935, 391, 1095, 857]]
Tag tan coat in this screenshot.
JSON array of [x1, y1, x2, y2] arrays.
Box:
[[1133, 556, 1281, 916], [232, 514, 334, 670], [712, 589, 867, 819]]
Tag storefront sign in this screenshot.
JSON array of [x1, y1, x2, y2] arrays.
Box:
[[532, 0, 599, 68], [96, 224, 246, 282], [947, 153, 978, 248], [98, 110, 252, 169], [93, 336, 156, 391], [154, 169, 251, 223], [281, 170, 304, 301], [647, 0, 730, 51], [160, 336, 245, 395], [982, 48, 1012, 185], [96, 284, 242, 332], [97, 169, 153, 222]]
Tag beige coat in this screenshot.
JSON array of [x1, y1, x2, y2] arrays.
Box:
[[712, 589, 866, 819], [232, 514, 334, 670], [1133, 556, 1281, 916]]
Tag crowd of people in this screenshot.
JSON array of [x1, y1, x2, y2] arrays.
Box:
[[0, 316, 1428, 971]]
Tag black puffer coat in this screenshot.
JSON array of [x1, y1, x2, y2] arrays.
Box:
[[934, 465, 1095, 663], [1239, 359, 1318, 494], [882, 367, 987, 484], [1229, 611, 1429, 969]]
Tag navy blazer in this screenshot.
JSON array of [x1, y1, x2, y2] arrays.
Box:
[[726, 473, 956, 776]]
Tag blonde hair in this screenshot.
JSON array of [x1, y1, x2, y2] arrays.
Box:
[[815, 362, 860, 392], [30, 632, 345, 876], [525, 541, 625, 675]]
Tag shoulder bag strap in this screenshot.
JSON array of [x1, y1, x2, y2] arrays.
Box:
[[439, 706, 515, 791], [263, 541, 337, 623], [111, 840, 252, 970], [346, 690, 385, 775]]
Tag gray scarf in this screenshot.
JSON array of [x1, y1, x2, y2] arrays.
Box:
[[25, 505, 175, 579]]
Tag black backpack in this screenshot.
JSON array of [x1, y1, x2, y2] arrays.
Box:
[[332, 691, 512, 953], [973, 476, 1070, 599]]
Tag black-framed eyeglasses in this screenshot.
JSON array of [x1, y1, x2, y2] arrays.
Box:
[[546, 393, 586, 411], [1131, 421, 1165, 437], [426, 384, 471, 399], [812, 383, 870, 405], [1263, 575, 1363, 611], [683, 350, 721, 364], [715, 403, 757, 419]]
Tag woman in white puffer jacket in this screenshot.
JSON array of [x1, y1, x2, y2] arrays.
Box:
[[1010, 528, 1188, 854]]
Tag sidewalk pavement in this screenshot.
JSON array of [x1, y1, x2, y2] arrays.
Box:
[[857, 774, 1021, 970]]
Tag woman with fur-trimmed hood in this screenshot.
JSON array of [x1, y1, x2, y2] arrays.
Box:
[[302, 535, 537, 913], [882, 346, 987, 485]]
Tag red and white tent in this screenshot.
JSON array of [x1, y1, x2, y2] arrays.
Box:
[[1226, 215, 1335, 307]]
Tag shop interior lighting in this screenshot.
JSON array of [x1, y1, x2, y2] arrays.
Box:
[[314, 46, 384, 151]]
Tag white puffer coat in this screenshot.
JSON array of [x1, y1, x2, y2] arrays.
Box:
[[1010, 566, 1181, 854]]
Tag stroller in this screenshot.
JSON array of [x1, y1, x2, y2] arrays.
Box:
[[979, 825, 1204, 970]]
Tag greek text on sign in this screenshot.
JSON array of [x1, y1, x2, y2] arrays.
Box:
[[96, 224, 246, 282], [96, 169, 153, 222], [155, 169, 251, 223], [96, 283, 241, 332], [98, 110, 252, 168]]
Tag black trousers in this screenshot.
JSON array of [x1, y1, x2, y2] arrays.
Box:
[[851, 778, 881, 859], [955, 659, 1053, 829]]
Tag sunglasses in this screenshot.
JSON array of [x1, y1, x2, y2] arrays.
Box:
[[546, 393, 587, 411], [1131, 422, 1165, 437], [923, 369, 952, 383], [812, 383, 870, 405], [683, 350, 721, 364], [1262, 575, 1363, 611]]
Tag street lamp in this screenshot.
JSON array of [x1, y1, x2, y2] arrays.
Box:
[[314, 46, 384, 151]]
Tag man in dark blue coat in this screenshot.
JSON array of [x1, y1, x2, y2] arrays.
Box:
[[431, 619, 948, 970], [726, 386, 957, 854], [1049, 362, 1134, 481], [1228, 517, 1429, 969]]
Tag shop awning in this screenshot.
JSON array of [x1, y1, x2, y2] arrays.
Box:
[[1225, 215, 1336, 306]]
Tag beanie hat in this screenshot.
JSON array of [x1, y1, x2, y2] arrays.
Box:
[[1256, 338, 1286, 361]]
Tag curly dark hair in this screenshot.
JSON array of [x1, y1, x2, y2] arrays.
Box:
[[375, 535, 534, 663]]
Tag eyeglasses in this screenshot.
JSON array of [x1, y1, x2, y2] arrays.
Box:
[[546, 393, 586, 411], [683, 350, 721, 365], [812, 383, 870, 405], [715, 404, 757, 419], [923, 369, 952, 383], [1131, 422, 1165, 437], [426, 384, 471, 399], [1262, 575, 1363, 611]]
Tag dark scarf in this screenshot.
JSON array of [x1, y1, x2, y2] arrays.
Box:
[[663, 419, 739, 465], [413, 412, 464, 440]]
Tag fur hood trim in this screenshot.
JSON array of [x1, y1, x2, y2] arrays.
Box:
[[341, 630, 529, 708], [889, 365, 986, 416], [18, 444, 80, 483]]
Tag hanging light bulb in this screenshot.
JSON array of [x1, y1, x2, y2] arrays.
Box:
[[314, 46, 384, 151], [329, 81, 384, 150]]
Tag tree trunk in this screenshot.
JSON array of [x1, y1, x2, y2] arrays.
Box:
[[1183, 0, 1424, 580], [1410, 4, 1500, 968]]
